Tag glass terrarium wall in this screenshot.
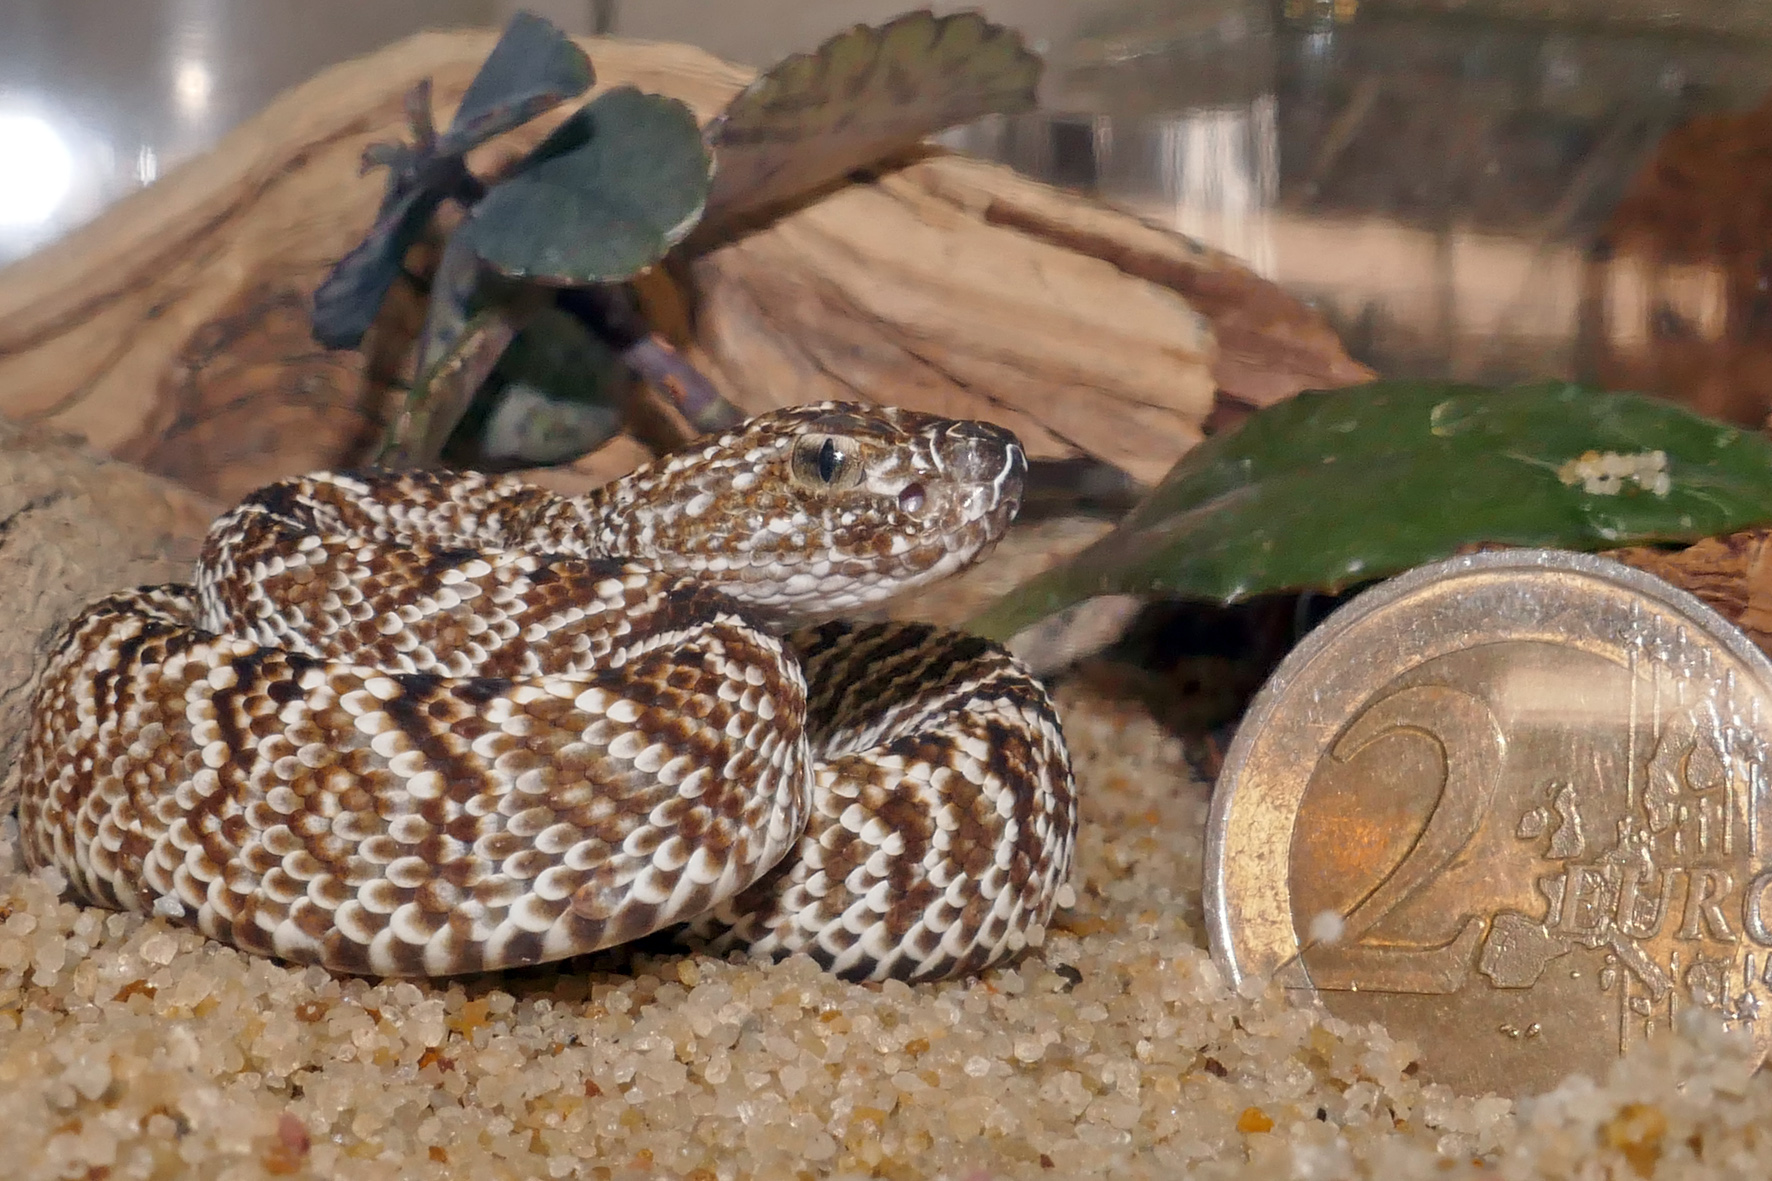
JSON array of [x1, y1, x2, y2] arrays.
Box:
[[611, 0, 1772, 423], [936, 2, 1772, 413]]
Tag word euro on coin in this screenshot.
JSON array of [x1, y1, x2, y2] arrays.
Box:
[[1207, 548, 1772, 1096]]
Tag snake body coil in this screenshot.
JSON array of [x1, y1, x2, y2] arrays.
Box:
[[17, 403, 1076, 982]]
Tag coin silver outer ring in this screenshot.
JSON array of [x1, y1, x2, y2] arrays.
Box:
[[1202, 545, 1772, 993]]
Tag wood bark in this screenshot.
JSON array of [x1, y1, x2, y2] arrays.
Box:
[[684, 163, 1214, 486], [1609, 530, 1772, 659]]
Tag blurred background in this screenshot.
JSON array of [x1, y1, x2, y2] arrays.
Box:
[[4, 0, 1772, 422]]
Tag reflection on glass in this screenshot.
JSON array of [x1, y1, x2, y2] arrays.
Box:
[[172, 59, 212, 117], [1151, 96, 1278, 276], [163, 0, 220, 159], [0, 108, 74, 227], [0, 0, 499, 268], [940, 6, 1772, 406]]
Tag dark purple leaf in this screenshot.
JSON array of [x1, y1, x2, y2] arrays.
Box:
[[620, 334, 743, 432], [311, 13, 589, 349], [701, 11, 1041, 231], [310, 182, 443, 350], [553, 285, 740, 432]]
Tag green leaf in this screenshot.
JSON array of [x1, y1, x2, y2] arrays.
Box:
[[701, 10, 1041, 229], [967, 381, 1772, 640], [312, 12, 593, 350], [464, 87, 711, 284]]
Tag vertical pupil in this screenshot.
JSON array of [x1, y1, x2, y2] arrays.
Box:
[[817, 438, 842, 482]]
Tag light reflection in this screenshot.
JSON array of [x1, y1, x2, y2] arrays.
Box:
[[167, 0, 222, 148], [1600, 258, 1729, 349], [0, 110, 75, 227], [173, 60, 213, 115], [1152, 96, 1279, 277]]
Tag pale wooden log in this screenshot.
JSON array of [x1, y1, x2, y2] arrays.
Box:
[[687, 166, 1214, 485], [911, 156, 1379, 410]]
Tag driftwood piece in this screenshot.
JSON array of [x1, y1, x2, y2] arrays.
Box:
[[0, 423, 220, 807], [913, 156, 1378, 412], [686, 164, 1214, 485], [0, 30, 1366, 503], [1608, 530, 1772, 658]]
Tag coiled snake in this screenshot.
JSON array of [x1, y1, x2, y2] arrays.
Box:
[[17, 403, 1076, 983]]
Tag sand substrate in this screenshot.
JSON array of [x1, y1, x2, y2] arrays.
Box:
[[2, 681, 1768, 1180]]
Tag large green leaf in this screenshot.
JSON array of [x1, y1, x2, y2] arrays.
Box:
[[701, 10, 1041, 231], [311, 14, 591, 349], [464, 87, 711, 284], [968, 381, 1772, 640]]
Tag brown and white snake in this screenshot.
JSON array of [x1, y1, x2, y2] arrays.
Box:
[[16, 402, 1076, 982]]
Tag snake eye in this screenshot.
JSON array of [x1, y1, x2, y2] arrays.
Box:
[[790, 433, 863, 491]]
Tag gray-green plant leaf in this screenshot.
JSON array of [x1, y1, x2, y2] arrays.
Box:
[[414, 225, 489, 377], [438, 10, 595, 156], [381, 228, 535, 469], [701, 10, 1041, 231], [968, 381, 1772, 640], [464, 87, 711, 284], [311, 14, 591, 349]]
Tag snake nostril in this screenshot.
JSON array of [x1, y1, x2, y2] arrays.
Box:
[[938, 422, 1020, 485], [899, 482, 927, 513]]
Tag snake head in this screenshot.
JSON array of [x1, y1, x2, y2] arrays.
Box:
[[584, 401, 1026, 621]]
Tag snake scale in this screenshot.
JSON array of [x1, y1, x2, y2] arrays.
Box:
[[17, 403, 1077, 983]]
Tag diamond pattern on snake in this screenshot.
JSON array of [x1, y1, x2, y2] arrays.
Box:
[[17, 403, 1077, 983]]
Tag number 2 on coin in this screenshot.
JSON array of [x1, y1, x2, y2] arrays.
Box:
[[1299, 684, 1505, 994]]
